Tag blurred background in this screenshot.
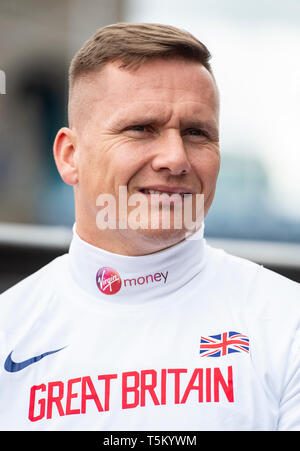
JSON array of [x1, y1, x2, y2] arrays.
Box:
[[0, 0, 300, 291]]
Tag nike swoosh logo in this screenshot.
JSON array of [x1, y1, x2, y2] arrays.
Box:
[[4, 347, 66, 373]]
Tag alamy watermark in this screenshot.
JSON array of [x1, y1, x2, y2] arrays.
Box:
[[0, 70, 6, 94], [96, 186, 204, 239]]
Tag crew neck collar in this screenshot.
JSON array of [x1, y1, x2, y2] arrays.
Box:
[[68, 223, 207, 305]]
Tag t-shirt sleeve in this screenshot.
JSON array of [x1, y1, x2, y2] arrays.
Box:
[[277, 327, 300, 430]]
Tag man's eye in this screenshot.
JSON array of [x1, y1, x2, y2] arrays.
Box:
[[187, 129, 207, 137], [129, 125, 146, 132], [123, 125, 152, 138]]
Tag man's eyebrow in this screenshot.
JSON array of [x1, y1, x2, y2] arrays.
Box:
[[108, 113, 165, 130]]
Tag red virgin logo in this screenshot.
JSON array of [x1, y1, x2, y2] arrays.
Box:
[[96, 267, 122, 295]]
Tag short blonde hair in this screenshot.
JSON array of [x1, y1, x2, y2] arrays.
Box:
[[69, 22, 213, 88]]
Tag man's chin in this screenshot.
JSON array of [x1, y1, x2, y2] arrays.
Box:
[[129, 226, 189, 248]]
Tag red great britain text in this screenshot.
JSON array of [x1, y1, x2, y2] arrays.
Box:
[[28, 366, 234, 422]]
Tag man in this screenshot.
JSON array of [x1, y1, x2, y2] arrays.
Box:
[[0, 23, 300, 431]]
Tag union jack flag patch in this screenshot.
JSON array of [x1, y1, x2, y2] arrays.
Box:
[[200, 331, 250, 357]]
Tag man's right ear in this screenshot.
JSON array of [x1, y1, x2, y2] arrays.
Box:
[[53, 127, 78, 186]]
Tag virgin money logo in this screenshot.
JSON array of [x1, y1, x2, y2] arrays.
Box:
[[96, 267, 169, 295], [96, 267, 122, 295]]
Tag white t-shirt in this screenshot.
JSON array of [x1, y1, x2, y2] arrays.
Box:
[[0, 224, 300, 431]]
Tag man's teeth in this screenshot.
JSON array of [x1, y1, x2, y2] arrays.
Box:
[[142, 189, 186, 196]]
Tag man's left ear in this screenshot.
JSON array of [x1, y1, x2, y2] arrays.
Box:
[[53, 127, 78, 186]]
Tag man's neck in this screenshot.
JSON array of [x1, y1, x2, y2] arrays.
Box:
[[68, 221, 206, 304]]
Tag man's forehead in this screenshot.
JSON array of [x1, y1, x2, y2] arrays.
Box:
[[99, 60, 215, 96]]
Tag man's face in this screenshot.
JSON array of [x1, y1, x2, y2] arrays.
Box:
[[68, 58, 220, 253]]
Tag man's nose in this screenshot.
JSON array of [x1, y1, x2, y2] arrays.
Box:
[[151, 131, 191, 176]]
